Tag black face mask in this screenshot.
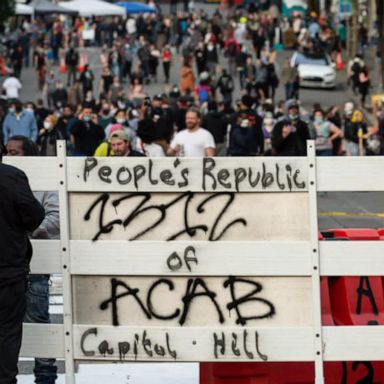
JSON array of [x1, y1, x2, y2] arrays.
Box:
[[15, 106, 22, 113]]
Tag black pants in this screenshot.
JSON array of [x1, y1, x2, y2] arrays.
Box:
[[0, 280, 26, 384]]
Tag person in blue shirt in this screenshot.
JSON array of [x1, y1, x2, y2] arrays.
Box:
[[2, 100, 38, 143]]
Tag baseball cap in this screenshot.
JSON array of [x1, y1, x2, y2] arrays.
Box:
[[109, 130, 129, 142]]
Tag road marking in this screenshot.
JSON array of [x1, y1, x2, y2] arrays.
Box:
[[320, 212, 384, 218]]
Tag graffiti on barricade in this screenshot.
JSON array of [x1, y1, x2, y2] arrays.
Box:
[[83, 191, 247, 241], [82, 157, 306, 192]]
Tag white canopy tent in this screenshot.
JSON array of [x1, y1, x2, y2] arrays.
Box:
[[15, 3, 34, 15], [59, 0, 126, 17]]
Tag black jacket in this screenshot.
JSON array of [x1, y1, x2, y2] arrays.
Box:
[[271, 119, 310, 156], [0, 163, 45, 285], [70, 119, 105, 156]]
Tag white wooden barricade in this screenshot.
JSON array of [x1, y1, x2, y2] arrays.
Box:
[[4, 141, 384, 384]]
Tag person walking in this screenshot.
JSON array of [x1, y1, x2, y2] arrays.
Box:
[[0, 141, 45, 384], [65, 46, 79, 87]]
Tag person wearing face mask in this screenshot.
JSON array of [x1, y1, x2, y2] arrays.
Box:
[[70, 105, 105, 156], [98, 103, 114, 130], [104, 109, 137, 150], [80, 65, 95, 99], [310, 109, 342, 156], [271, 100, 310, 156], [37, 114, 64, 156], [262, 110, 276, 155], [205, 41, 218, 74], [3, 100, 38, 144], [51, 81, 68, 111]]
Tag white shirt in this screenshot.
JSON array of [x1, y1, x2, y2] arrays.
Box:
[[171, 128, 215, 157], [3, 77, 22, 99], [136, 138, 165, 157], [126, 18, 136, 35]]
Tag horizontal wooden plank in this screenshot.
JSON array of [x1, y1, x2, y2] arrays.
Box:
[[323, 326, 384, 361], [317, 157, 384, 191], [73, 326, 314, 362], [30, 240, 61, 274], [69, 193, 310, 241], [67, 157, 309, 192], [72, 276, 313, 327], [70, 240, 312, 276], [320, 242, 384, 276], [3, 157, 59, 191], [20, 323, 65, 358]]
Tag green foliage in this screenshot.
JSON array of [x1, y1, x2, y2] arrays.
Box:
[[0, 0, 15, 33]]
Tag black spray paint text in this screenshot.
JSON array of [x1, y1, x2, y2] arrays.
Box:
[[84, 192, 247, 241], [99, 276, 276, 327], [83, 157, 306, 192], [80, 328, 177, 361]]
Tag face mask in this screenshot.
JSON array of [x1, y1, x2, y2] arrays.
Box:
[[289, 114, 298, 120], [44, 122, 52, 130], [83, 115, 92, 122], [102, 109, 110, 116], [314, 116, 323, 123], [9, 107, 15, 114], [264, 117, 273, 125], [116, 118, 126, 125]]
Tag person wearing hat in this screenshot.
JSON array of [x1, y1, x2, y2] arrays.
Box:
[[37, 114, 64, 156], [109, 130, 145, 157], [94, 124, 124, 157]]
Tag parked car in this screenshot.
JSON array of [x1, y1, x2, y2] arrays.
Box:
[[291, 51, 337, 89]]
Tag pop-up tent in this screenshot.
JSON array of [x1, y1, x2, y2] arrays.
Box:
[[59, 0, 126, 17], [15, 3, 34, 15], [29, 0, 79, 15], [115, 1, 157, 14]]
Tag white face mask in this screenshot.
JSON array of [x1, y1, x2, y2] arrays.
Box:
[[116, 118, 126, 125], [44, 122, 52, 130]]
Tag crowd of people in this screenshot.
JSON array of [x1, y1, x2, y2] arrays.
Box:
[[0, 3, 382, 159]]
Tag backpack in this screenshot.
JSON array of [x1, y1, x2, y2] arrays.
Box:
[[198, 86, 209, 102], [227, 41, 237, 58]]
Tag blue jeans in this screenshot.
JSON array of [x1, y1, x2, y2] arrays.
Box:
[[24, 275, 57, 384]]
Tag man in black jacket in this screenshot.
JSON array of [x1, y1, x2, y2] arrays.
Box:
[[271, 100, 310, 156], [0, 141, 45, 384], [70, 105, 105, 156]]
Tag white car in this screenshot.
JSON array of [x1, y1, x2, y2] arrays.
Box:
[[291, 51, 337, 89]]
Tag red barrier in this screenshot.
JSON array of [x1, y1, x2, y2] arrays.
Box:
[[200, 229, 384, 384]]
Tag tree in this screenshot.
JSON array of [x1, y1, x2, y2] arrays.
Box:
[[0, 0, 15, 34]]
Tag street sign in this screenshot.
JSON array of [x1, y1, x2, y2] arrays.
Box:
[[338, 0, 352, 17]]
